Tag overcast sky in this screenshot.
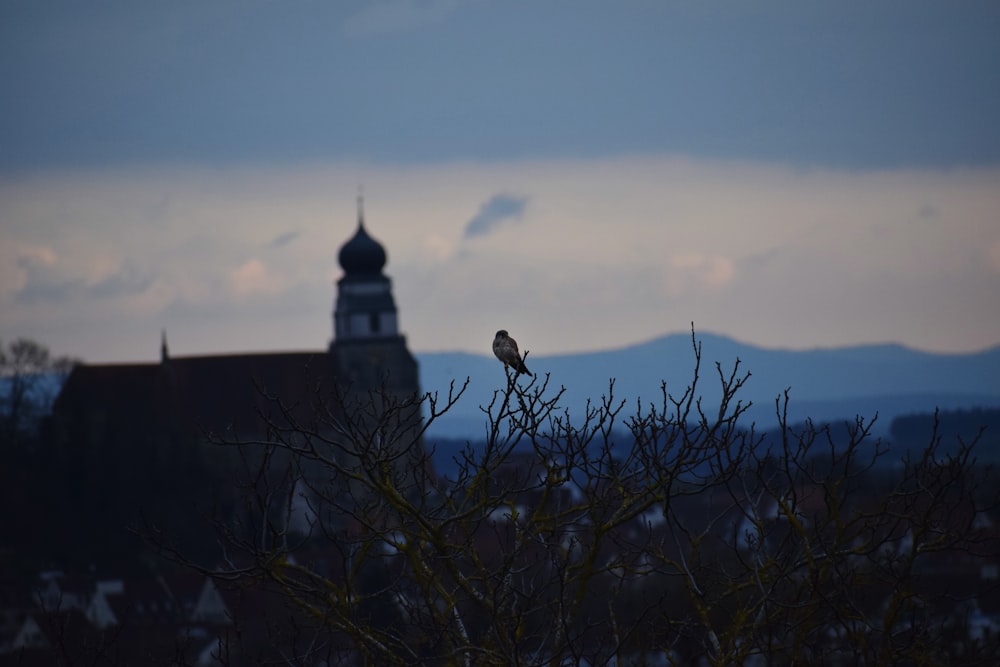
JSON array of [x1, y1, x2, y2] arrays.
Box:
[[2, 1, 999, 362]]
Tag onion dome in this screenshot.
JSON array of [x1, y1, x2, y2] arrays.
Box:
[[338, 198, 387, 276]]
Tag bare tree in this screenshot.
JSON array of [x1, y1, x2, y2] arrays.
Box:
[[0, 337, 78, 444], [164, 329, 1000, 666]]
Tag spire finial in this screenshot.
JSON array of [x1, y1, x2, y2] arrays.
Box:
[[357, 185, 365, 229], [160, 329, 170, 363]]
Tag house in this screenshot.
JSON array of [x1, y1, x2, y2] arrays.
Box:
[[190, 578, 229, 625], [1, 564, 337, 666]]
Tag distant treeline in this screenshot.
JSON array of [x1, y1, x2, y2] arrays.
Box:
[[890, 407, 1000, 456], [427, 406, 1000, 481]]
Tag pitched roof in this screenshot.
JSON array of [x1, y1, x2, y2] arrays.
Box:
[[53, 351, 343, 439]]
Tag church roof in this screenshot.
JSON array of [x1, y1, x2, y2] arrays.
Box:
[[53, 351, 342, 439]]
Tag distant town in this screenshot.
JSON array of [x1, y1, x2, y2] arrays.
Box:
[[2, 216, 998, 665]]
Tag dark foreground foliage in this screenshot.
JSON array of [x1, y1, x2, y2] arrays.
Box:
[[3, 332, 999, 665]]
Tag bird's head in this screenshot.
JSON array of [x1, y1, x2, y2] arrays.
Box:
[[495, 330, 508, 338]]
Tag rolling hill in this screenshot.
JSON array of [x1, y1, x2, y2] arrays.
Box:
[[416, 331, 1000, 440]]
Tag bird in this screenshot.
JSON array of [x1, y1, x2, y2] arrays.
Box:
[[493, 330, 532, 376]]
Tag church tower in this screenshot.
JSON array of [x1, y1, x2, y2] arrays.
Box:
[[332, 195, 399, 342], [326, 196, 427, 499], [330, 196, 420, 397]]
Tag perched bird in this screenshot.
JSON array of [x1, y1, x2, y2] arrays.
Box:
[[493, 330, 532, 376]]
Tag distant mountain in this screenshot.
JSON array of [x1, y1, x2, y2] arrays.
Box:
[[416, 332, 1000, 440]]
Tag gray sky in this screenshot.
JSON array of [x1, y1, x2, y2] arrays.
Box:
[[2, 1, 999, 362]]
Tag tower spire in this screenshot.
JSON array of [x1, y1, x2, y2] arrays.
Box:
[[333, 193, 397, 345], [357, 186, 365, 229], [160, 329, 170, 363]]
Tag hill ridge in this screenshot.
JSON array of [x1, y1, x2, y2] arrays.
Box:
[[416, 331, 1000, 439]]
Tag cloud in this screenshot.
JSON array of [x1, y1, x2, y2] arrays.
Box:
[[3, 3, 998, 172], [17, 246, 57, 267], [14, 278, 75, 305], [89, 261, 156, 299], [9, 246, 75, 304], [0, 245, 56, 299], [269, 230, 300, 249], [11, 253, 157, 305], [463, 193, 528, 240], [667, 254, 736, 294], [228, 259, 289, 300]]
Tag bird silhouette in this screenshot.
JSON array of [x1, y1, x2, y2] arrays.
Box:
[[492, 330, 532, 376]]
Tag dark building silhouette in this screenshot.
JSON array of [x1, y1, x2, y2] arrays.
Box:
[[57, 197, 420, 434], [48, 200, 426, 563]]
